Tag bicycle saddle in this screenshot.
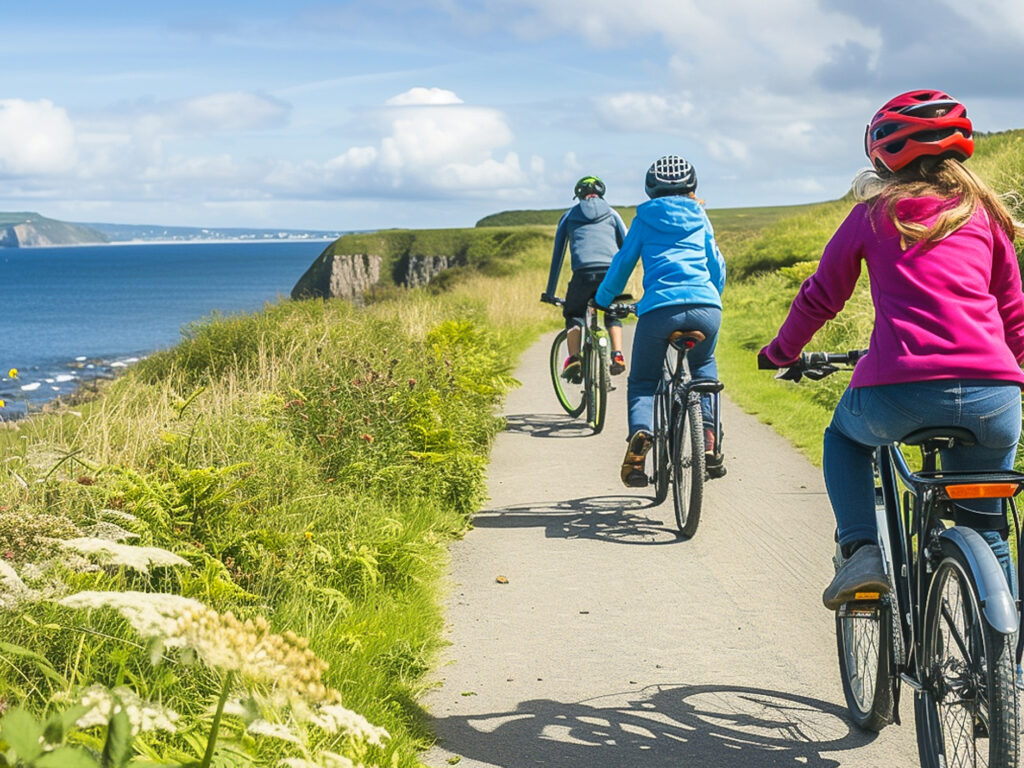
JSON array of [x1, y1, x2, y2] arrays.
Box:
[[668, 330, 705, 350], [899, 426, 977, 446]]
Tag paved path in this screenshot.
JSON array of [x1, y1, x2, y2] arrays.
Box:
[[421, 328, 918, 767]]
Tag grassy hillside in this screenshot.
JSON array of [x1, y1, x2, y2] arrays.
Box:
[[0, 235, 559, 766], [0, 211, 107, 245]]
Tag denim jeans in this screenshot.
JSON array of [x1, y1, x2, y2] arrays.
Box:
[[825, 380, 1021, 594], [626, 304, 721, 436]]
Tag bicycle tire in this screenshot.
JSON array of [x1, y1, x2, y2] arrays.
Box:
[[651, 386, 670, 504], [915, 548, 1018, 768], [549, 328, 586, 417], [671, 396, 704, 537], [584, 337, 608, 434], [834, 544, 895, 731]]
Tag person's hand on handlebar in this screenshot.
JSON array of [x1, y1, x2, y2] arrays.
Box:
[[757, 347, 805, 381]]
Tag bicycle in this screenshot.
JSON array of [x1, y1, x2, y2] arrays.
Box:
[[614, 303, 725, 537], [542, 295, 623, 434], [760, 349, 1022, 767]]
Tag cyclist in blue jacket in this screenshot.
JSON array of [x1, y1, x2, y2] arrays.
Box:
[[541, 176, 629, 382], [595, 155, 726, 487]]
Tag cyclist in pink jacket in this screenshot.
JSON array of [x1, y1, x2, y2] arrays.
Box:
[[760, 89, 1024, 609]]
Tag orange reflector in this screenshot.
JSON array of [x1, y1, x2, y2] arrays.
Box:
[[854, 592, 881, 601], [945, 483, 1019, 499]]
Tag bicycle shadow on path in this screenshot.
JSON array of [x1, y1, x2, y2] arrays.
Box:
[[429, 682, 875, 768], [502, 412, 602, 439], [472, 495, 686, 546]]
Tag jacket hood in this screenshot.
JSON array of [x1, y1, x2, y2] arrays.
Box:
[[576, 197, 613, 222], [636, 195, 707, 234]]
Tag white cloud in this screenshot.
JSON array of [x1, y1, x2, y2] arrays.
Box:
[[176, 91, 289, 133], [384, 87, 463, 106], [326, 88, 534, 197], [0, 99, 77, 175], [595, 92, 694, 133]]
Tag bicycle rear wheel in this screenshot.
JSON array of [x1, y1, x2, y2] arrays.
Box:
[[671, 396, 704, 537], [584, 338, 608, 434], [651, 385, 670, 505], [834, 546, 895, 730], [549, 327, 585, 417], [915, 549, 1018, 767]]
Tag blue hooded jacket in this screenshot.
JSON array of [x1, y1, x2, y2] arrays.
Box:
[[544, 197, 628, 295], [595, 195, 725, 314]]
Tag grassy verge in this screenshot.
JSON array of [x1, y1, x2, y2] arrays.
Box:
[[0, 239, 558, 767]]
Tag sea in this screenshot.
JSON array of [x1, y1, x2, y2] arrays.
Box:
[[0, 240, 330, 419]]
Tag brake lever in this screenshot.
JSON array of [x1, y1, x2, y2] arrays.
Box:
[[803, 364, 838, 381], [775, 367, 803, 383]]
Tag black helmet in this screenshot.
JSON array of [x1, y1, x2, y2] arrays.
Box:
[[644, 155, 697, 198], [573, 175, 606, 199]]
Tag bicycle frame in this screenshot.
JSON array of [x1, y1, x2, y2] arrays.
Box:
[[657, 337, 723, 449], [873, 439, 1023, 705], [774, 354, 1024, 741]]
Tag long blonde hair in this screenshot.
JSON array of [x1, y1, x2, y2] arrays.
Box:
[[851, 158, 1023, 246]]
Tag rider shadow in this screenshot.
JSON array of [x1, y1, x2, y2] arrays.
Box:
[[472, 495, 682, 545], [502, 413, 601, 439], [428, 683, 875, 768]]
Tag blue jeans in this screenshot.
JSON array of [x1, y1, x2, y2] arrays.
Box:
[[627, 304, 721, 436], [825, 380, 1021, 593]]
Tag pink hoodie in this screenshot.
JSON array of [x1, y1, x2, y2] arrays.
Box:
[[764, 198, 1024, 388]]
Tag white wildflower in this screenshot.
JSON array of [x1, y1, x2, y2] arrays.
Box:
[[59, 591, 205, 647], [279, 760, 319, 768], [61, 538, 190, 574], [247, 719, 305, 745], [75, 684, 179, 736], [0, 561, 35, 608], [81, 522, 139, 542], [307, 703, 389, 747], [59, 592, 332, 702]]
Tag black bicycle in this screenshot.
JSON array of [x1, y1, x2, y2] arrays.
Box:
[[613, 304, 724, 537], [543, 295, 626, 434], [761, 350, 1022, 767]]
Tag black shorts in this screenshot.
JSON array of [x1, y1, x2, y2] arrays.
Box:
[[563, 267, 621, 329]]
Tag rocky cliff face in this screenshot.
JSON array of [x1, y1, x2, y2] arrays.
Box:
[[4, 223, 60, 247], [291, 248, 462, 302], [0, 214, 108, 247]]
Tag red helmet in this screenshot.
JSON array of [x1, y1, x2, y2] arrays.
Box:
[[865, 89, 974, 173]]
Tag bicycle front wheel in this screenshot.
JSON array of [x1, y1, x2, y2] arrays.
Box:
[[834, 556, 895, 731], [549, 327, 585, 417], [915, 549, 1018, 767], [584, 340, 608, 434], [651, 385, 670, 505], [671, 396, 704, 537]]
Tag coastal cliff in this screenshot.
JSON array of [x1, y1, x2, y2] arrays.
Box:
[[0, 212, 108, 247], [291, 227, 551, 303]]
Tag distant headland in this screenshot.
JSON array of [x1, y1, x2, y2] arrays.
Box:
[[0, 211, 345, 248]]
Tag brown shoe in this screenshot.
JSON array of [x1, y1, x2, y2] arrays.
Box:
[[621, 430, 653, 487]]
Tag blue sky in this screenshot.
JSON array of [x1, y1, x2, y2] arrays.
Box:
[[3, 0, 1024, 231]]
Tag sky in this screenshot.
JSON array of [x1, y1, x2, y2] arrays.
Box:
[[3, 0, 1024, 232]]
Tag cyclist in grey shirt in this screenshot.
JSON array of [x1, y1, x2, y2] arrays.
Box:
[[541, 175, 629, 382]]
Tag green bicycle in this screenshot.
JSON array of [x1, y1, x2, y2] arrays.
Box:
[[543, 296, 625, 434]]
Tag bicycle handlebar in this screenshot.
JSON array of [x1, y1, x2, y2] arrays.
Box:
[[758, 348, 867, 382]]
